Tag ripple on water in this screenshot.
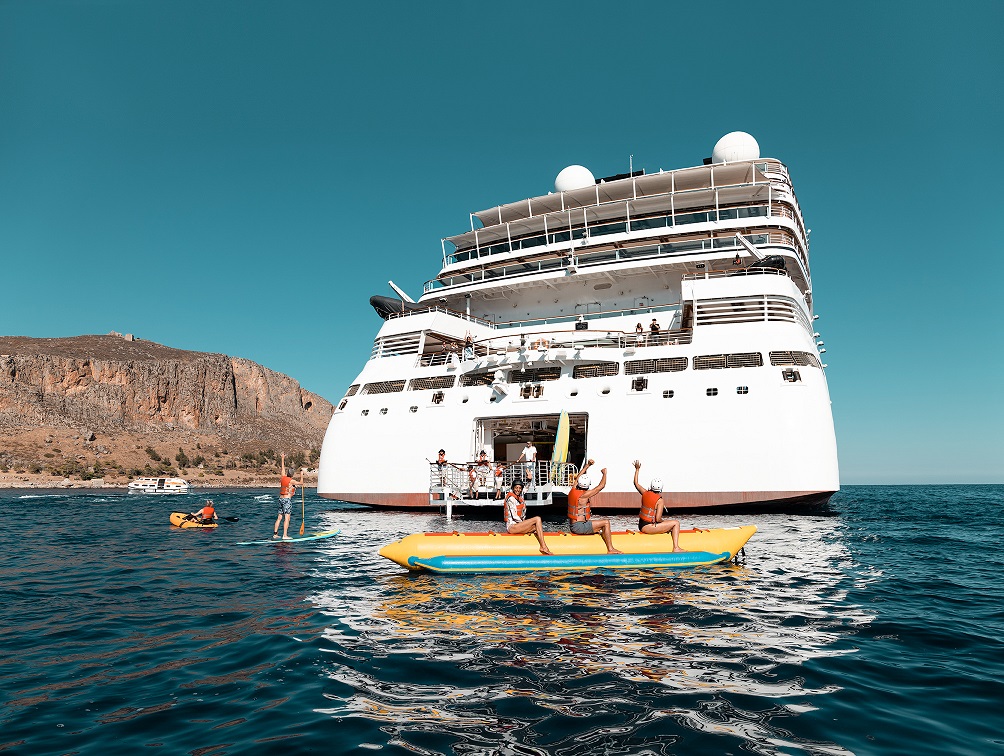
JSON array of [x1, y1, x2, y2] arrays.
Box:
[[1, 487, 1003, 754]]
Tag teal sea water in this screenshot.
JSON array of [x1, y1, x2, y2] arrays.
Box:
[[1, 485, 1001, 755]]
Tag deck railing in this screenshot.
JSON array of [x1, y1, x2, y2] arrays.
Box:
[[429, 460, 580, 497]]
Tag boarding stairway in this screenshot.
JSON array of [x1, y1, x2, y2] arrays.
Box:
[[429, 460, 579, 519]]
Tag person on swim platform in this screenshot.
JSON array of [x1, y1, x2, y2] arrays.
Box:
[[504, 482, 552, 555], [190, 500, 217, 524], [274, 452, 304, 540], [632, 460, 686, 551], [566, 459, 621, 553]]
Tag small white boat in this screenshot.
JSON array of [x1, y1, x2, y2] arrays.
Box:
[[127, 477, 192, 494]]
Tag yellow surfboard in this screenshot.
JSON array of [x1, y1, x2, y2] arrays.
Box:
[[550, 410, 569, 483]]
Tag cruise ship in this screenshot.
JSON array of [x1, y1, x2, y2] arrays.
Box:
[[318, 132, 838, 512]]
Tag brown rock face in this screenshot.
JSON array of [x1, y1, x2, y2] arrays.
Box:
[[0, 336, 332, 447]]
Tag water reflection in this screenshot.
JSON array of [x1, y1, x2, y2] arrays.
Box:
[[308, 508, 874, 754]]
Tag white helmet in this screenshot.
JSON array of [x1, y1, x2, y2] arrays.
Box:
[[649, 478, 663, 492], [576, 474, 591, 489]]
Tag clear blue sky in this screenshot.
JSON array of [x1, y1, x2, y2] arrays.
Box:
[[1, 1, 1001, 484]]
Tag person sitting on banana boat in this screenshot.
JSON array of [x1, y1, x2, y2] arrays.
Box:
[[504, 481, 552, 555], [566, 459, 621, 554], [632, 460, 687, 551]]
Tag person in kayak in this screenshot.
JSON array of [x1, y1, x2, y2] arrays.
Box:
[[189, 500, 217, 525], [274, 453, 304, 540], [567, 460, 621, 554], [504, 482, 552, 555], [632, 460, 686, 551]]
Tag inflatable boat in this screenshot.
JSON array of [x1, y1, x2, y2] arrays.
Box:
[[170, 512, 218, 529], [379, 525, 756, 574]]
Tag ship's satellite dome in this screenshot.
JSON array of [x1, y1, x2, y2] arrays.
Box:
[[555, 165, 595, 192], [711, 132, 760, 164]]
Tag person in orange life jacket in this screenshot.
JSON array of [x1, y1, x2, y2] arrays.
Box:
[[190, 500, 217, 524], [493, 463, 507, 500], [274, 452, 305, 539], [504, 482, 552, 555], [632, 460, 686, 551], [566, 459, 622, 554]]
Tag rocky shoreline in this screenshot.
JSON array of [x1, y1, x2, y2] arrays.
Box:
[[0, 471, 319, 490]]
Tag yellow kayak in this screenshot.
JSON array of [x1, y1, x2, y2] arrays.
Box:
[[170, 512, 218, 529], [379, 525, 756, 573]]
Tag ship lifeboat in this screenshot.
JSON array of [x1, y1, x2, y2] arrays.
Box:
[[379, 525, 756, 574]]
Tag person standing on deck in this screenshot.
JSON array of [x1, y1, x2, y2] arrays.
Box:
[[516, 440, 537, 487], [504, 482, 552, 555], [632, 460, 686, 551], [274, 452, 304, 540], [567, 459, 621, 554]]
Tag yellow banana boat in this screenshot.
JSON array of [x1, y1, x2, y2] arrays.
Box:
[[379, 525, 756, 574]]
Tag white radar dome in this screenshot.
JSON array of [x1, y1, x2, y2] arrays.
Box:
[[555, 165, 595, 192], [711, 132, 760, 164]]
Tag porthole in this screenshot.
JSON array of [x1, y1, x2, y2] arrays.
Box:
[[409, 406, 418, 413], [569, 390, 578, 397], [361, 409, 369, 416], [737, 386, 749, 395], [462, 395, 469, 403], [379, 408, 388, 415], [706, 388, 718, 396], [663, 390, 674, 399], [600, 387, 611, 395]]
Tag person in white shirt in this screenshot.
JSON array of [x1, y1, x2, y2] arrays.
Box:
[[504, 482, 552, 555], [516, 440, 537, 487]]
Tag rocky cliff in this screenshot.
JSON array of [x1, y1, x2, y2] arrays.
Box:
[[0, 335, 333, 447]]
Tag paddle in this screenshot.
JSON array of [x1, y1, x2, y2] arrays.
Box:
[[299, 468, 306, 536]]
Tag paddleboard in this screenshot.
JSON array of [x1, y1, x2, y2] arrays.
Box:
[[236, 529, 339, 546]]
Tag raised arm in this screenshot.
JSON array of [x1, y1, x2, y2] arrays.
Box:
[[280, 452, 287, 478], [588, 467, 608, 497], [632, 460, 646, 495]]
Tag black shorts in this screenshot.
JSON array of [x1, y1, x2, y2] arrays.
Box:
[[639, 519, 653, 531]]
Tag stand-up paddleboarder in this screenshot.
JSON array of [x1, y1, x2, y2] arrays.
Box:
[[274, 452, 304, 540]]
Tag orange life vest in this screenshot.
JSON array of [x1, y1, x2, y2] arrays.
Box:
[[639, 490, 661, 524], [567, 488, 591, 522], [504, 492, 526, 524], [200, 505, 215, 519], [280, 476, 295, 498]]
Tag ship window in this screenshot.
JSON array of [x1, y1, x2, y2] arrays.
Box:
[[431, 391, 445, 404], [737, 386, 749, 394], [363, 380, 406, 394], [409, 375, 456, 390], [663, 390, 674, 398], [532, 384, 544, 398], [521, 385, 533, 399], [782, 369, 801, 383], [409, 406, 418, 413], [338, 399, 348, 410], [569, 390, 578, 397], [631, 377, 648, 392], [361, 409, 369, 416], [706, 388, 718, 396], [694, 353, 764, 370], [770, 351, 821, 368], [601, 388, 611, 395], [379, 408, 388, 415], [345, 384, 360, 397], [460, 371, 497, 387], [510, 367, 561, 383], [625, 358, 688, 375], [573, 362, 620, 379]]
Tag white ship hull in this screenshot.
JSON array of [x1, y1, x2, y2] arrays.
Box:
[[318, 139, 838, 511]]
